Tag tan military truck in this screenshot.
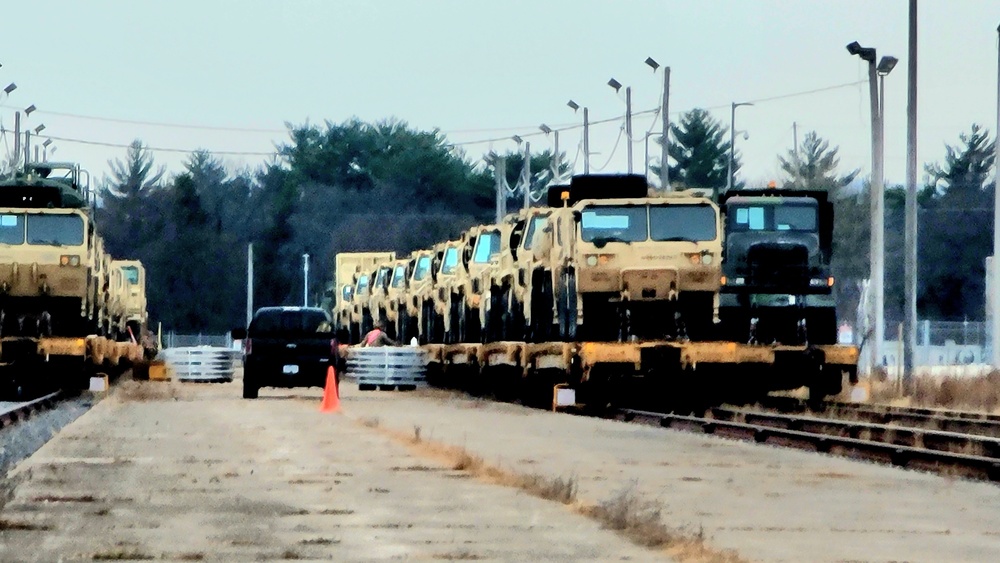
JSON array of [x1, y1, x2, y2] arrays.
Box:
[[333, 251, 394, 342], [379, 257, 411, 340], [425, 239, 463, 343], [398, 249, 434, 343], [480, 207, 552, 342], [522, 174, 723, 342], [114, 260, 149, 340], [437, 223, 511, 343]]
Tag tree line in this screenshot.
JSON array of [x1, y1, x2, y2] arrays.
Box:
[[95, 112, 997, 333]]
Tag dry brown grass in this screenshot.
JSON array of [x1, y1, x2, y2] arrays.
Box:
[[360, 420, 745, 562], [866, 371, 1000, 412], [0, 518, 50, 530], [114, 380, 187, 402]]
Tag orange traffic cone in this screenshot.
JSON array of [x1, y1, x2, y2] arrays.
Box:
[[320, 366, 341, 413]]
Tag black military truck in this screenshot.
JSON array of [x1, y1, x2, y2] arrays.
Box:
[[718, 189, 837, 345], [233, 307, 339, 399]]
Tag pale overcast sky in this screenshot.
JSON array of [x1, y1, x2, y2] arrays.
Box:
[[0, 0, 998, 188]]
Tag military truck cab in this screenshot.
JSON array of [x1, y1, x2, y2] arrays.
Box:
[[719, 189, 837, 345]]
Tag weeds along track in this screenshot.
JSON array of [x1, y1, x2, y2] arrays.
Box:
[[618, 405, 1000, 483], [0, 391, 64, 431]]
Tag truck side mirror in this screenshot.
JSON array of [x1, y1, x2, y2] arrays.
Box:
[[232, 328, 247, 340]]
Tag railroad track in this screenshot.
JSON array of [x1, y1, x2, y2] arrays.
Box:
[[758, 395, 1000, 438], [0, 391, 63, 430], [619, 406, 1000, 483]]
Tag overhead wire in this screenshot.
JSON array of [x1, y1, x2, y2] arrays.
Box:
[[590, 120, 626, 172], [0, 79, 867, 160]]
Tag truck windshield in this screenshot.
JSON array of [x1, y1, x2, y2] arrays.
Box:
[[26, 214, 85, 246], [391, 265, 406, 288], [580, 205, 647, 243], [729, 203, 817, 232], [650, 204, 717, 242], [0, 214, 25, 245], [472, 231, 501, 263], [122, 266, 140, 284], [413, 255, 431, 281], [522, 215, 548, 250], [341, 285, 353, 302], [356, 274, 369, 295], [250, 310, 332, 335], [374, 267, 390, 290], [441, 247, 459, 274]]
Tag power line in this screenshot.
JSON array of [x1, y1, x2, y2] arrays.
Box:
[[34, 134, 277, 157]]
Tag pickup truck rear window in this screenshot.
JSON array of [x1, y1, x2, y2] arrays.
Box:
[[250, 310, 332, 335]]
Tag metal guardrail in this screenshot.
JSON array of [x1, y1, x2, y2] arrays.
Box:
[[347, 347, 427, 390], [163, 346, 239, 382]]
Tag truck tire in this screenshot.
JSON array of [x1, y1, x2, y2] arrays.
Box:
[[242, 380, 259, 399]]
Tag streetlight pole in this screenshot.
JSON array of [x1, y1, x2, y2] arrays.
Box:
[[848, 41, 894, 376], [540, 124, 560, 183], [645, 57, 671, 191], [608, 79, 633, 174], [726, 102, 752, 200], [567, 100, 590, 174], [302, 253, 310, 307], [993, 22, 1000, 370]]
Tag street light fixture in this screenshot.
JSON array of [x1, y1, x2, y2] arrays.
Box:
[[539, 124, 552, 135], [568, 99, 590, 173], [848, 40, 892, 377], [3, 83, 15, 95], [725, 102, 753, 199], [512, 134, 523, 145], [607, 78, 623, 93], [644, 57, 659, 72], [34, 124, 44, 134], [24, 104, 35, 116]]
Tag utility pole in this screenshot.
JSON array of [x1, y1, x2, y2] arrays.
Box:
[[23, 130, 30, 166], [550, 131, 560, 180], [625, 86, 633, 174], [13, 112, 20, 167], [522, 141, 531, 210], [661, 67, 670, 191], [246, 243, 254, 326], [583, 107, 590, 174], [993, 21, 1000, 370], [904, 0, 919, 389], [494, 156, 506, 224], [302, 253, 310, 307], [793, 122, 799, 157]]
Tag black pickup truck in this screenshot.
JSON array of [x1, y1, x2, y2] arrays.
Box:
[[233, 307, 340, 399]]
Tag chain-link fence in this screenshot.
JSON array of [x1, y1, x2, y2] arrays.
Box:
[[873, 319, 990, 373]]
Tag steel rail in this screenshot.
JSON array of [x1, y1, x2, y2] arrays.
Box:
[[0, 391, 63, 429], [710, 406, 1000, 459], [619, 407, 1000, 483], [757, 396, 1000, 438]]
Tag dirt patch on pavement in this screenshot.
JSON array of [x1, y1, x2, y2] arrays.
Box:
[[359, 418, 747, 563]]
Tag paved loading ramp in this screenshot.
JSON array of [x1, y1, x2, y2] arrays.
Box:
[[0, 380, 665, 562], [4, 377, 1000, 561]]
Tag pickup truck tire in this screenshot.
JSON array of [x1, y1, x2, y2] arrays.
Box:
[[242, 380, 259, 399]]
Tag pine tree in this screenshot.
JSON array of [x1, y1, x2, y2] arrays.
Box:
[[778, 131, 858, 191], [662, 108, 733, 195]]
